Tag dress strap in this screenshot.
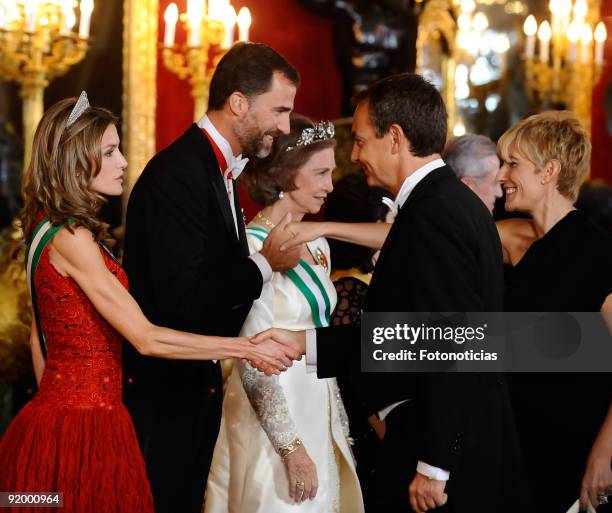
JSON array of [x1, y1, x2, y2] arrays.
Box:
[[25, 217, 72, 359]]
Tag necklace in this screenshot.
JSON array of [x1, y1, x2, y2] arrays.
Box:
[[256, 211, 276, 229]]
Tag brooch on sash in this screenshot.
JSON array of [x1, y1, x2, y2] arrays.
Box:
[[315, 248, 329, 272]]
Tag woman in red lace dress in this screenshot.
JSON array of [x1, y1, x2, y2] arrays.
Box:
[[0, 94, 297, 513]]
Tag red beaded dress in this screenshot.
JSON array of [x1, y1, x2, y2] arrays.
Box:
[[0, 229, 154, 513]]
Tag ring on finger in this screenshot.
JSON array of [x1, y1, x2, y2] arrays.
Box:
[[598, 495, 609, 505]]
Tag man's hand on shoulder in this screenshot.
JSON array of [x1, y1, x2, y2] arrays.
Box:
[[260, 213, 302, 272]]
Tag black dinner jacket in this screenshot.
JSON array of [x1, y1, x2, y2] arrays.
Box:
[[318, 165, 504, 378], [317, 166, 525, 511], [122, 124, 263, 392]]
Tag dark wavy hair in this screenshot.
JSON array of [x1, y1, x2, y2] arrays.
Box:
[[20, 97, 118, 245], [240, 114, 336, 206]]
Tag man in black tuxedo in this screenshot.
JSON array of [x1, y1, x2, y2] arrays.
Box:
[[122, 43, 303, 513], [255, 73, 527, 513]]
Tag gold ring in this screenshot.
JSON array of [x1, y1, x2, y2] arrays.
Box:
[[296, 481, 305, 488]]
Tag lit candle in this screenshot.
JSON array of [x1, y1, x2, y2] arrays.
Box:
[[208, 0, 223, 20], [60, 0, 76, 35], [523, 15, 537, 59], [457, 13, 471, 31], [187, 0, 203, 47], [64, 8, 76, 35], [558, 0, 572, 33], [580, 23, 592, 64], [25, 0, 37, 32], [537, 20, 551, 63], [549, 0, 560, 35], [460, 0, 475, 13], [163, 3, 178, 47], [221, 5, 236, 49], [237, 7, 251, 42], [79, 0, 94, 38], [573, 0, 588, 22], [567, 21, 581, 63], [594, 22, 607, 66], [473, 12, 488, 33]]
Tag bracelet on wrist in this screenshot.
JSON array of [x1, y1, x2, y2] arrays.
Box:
[[278, 438, 303, 458]]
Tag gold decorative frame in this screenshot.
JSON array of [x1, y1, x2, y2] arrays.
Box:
[[416, 0, 457, 135], [122, 0, 158, 198]]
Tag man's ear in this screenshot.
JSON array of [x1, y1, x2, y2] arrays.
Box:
[[388, 123, 405, 155], [460, 175, 478, 192], [228, 92, 249, 116]]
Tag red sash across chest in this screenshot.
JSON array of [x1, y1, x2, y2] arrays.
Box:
[[201, 128, 233, 179]]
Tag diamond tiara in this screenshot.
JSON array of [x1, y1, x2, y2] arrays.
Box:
[[66, 91, 90, 128], [285, 121, 335, 152]]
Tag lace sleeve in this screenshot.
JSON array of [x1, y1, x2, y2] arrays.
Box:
[[237, 362, 299, 451], [236, 234, 299, 452]]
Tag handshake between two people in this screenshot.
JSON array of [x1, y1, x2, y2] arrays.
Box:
[[243, 329, 307, 376]]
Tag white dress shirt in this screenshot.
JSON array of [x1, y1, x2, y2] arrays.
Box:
[[197, 115, 272, 283], [306, 157, 450, 481]]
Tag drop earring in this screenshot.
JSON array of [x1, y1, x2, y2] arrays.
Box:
[[279, 191, 285, 199]]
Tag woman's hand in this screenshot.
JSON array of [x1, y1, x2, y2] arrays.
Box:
[[580, 442, 612, 510], [280, 221, 326, 251], [283, 445, 318, 503], [242, 337, 301, 376]]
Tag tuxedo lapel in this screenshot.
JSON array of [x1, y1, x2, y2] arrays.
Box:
[[233, 182, 249, 257], [185, 124, 238, 245], [365, 166, 455, 312]]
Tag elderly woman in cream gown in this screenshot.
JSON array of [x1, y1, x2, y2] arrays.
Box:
[[204, 117, 364, 513]]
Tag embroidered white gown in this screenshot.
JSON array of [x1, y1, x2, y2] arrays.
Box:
[[204, 227, 364, 513]]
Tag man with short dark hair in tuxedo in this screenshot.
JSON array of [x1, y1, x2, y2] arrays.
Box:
[[255, 73, 527, 513], [122, 42, 304, 513]]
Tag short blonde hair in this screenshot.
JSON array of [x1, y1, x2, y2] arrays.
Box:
[[497, 111, 591, 201]]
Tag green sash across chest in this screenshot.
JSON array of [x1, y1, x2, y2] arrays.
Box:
[[246, 226, 332, 328], [24, 217, 77, 359]]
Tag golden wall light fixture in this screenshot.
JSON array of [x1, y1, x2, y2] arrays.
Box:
[[0, 0, 94, 169], [523, 0, 606, 133], [161, 0, 251, 121]]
